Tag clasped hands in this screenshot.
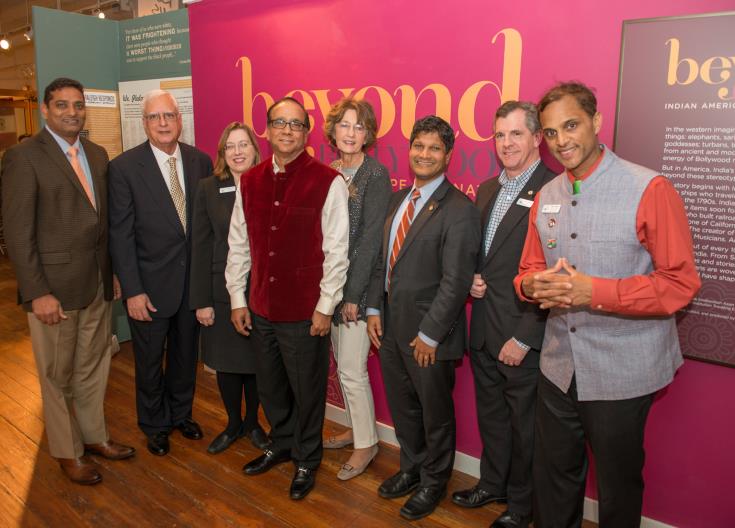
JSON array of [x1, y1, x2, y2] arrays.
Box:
[[521, 257, 592, 310]]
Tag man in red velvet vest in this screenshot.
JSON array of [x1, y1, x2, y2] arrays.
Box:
[[225, 97, 349, 500]]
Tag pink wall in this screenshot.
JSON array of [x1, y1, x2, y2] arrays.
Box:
[[188, 1, 735, 525]]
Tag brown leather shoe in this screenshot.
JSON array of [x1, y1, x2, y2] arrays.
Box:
[[85, 440, 136, 460], [58, 457, 102, 485]]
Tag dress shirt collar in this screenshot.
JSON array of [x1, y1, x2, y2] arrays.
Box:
[[498, 158, 540, 188], [46, 125, 81, 152], [411, 174, 446, 202], [150, 141, 181, 165]]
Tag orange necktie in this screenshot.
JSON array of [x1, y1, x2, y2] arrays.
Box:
[[388, 188, 421, 283], [68, 146, 96, 210]]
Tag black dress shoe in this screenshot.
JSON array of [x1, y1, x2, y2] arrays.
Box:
[[400, 487, 446, 521], [289, 466, 315, 500], [491, 510, 531, 528], [242, 449, 291, 475], [175, 419, 203, 440], [451, 485, 507, 508], [378, 471, 420, 499], [240, 424, 271, 450], [147, 432, 170, 456], [207, 430, 238, 454]]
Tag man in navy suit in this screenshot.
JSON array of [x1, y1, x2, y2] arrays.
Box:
[[108, 90, 213, 456]]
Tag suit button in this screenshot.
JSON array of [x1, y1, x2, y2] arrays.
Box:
[[274, 201, 280, 206], [570, 327, 576, 333], [180, 260, 185, 266], [269, 251, 275, 257], [571, 200, 577, 206], [269, 276, 275, 282], [271, 225, 277, 231], [570, 233, 577, 239]]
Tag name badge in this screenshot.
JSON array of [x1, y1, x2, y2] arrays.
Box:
[[541, 204, 561, 214], [220, 186, 236, 194], [516, 198, 534, 208]]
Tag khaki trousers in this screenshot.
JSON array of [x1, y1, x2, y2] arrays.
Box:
[[27, 278, 112, 459], [330, 321, 379, 448]]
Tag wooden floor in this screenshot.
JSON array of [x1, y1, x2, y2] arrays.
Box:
[[0, 255, 595, 527]]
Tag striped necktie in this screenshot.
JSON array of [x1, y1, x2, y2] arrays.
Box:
[[388, 188, 421, 282]]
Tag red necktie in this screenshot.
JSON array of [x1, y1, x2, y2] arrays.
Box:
[[388, 188, 421, 282], [68, 146, 96, 210]]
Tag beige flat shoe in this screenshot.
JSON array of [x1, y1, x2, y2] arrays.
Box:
[[324, 435, 353, 449], [337, 445, 378, 481]]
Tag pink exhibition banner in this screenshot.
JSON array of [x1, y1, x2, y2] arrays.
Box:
[[189, 1, 735, 526]]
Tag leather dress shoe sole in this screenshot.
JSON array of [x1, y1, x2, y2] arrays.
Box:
[[243, 450, 291, 475], [207, 431, 238, 454], [400, 488, 446, 521], [147, 432, 170, 456], [378, 471, 421, 499], [84, 441, 136, 460], [289, 467, 315, 500], [176, 419, 203, 440], [58, 457, 102, 485], [451, 486, 507, 508]]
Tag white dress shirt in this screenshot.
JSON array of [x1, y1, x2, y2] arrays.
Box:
[[150, 143, 185, 193]]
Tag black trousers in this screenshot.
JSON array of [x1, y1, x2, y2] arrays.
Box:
[[470, 345, 538, 516], [128, 302, 199, 436], [379, 331, 456, 490], [534, 374, 654, 528], [251, 313, 329, 469]]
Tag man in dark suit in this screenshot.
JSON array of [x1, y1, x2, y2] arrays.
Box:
[[108, 89, 213, 456], [2, 77, 134, 485], [451, 101, 554, 528], [367, 115, 480, 521]]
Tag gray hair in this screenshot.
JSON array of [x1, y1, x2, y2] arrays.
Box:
[[494, 100, 541, 134], [142, 89, 179, 114]]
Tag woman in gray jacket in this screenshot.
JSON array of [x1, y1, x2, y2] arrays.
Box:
[[322, 98, 392, 480]]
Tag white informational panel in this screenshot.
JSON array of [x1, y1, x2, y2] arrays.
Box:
[[118, 76, 194, 151]]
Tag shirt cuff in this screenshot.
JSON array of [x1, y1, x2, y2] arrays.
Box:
[[511, 337, 531, 352], [418, 332, 439, 348], [590, 277, 619, 312], [230, 292, 247, 310], [366, 308, 380, 316], [315, 296, 337, 316]]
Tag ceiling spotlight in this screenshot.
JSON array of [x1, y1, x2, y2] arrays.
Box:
[[95, 9, 106, 19], [24, 28, 33, 41], [0, 37, 10, 50]]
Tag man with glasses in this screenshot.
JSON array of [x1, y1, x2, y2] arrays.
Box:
[[108, 89, 213, 457], [226, 97, 349, 500]]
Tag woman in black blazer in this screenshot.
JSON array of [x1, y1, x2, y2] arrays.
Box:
[[190, 122, 268, 454]]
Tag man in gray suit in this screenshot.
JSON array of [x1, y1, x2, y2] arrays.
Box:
[[2, 77, 134, 485], [515, 82, 700, 527], [367, 115, 480, 521]]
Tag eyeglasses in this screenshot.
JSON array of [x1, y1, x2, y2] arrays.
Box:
[[337, 121, 366, 134], [224, 141, 252, 152], [144, 112, 178, 122], [268, 118, 308, 131]]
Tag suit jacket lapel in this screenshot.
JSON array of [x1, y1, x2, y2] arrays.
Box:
[[138, 141, 185, 236], [393, 179, 450, 267], [38, 129, 95, 211], [483, 164, 547, 267]]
